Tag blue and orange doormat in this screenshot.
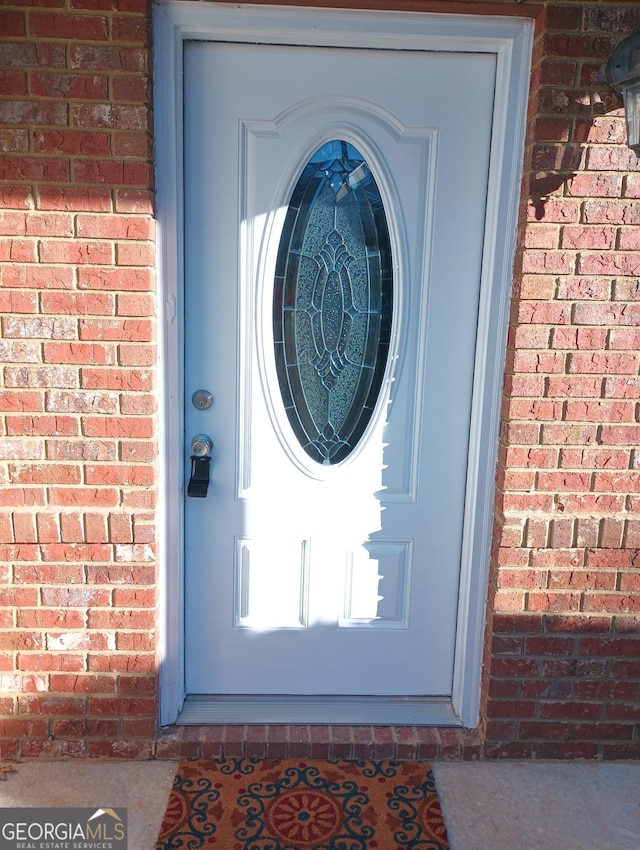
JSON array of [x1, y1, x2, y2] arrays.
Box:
[[155, 758, 449, 849]]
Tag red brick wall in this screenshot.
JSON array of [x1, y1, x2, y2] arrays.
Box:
[[482, 0, 640, 758], [0, 0, 157, 757], [0, 0, 639, 759]]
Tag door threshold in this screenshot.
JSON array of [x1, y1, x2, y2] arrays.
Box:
[[177, 694, 461, 726]]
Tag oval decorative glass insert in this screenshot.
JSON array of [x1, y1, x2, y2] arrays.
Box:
[[273, 140, 393, 465]]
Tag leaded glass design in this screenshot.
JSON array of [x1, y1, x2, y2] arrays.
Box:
[[273, 140, 393, 465]]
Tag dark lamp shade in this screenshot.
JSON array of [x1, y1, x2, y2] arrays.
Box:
[[622, 81, 640, 155]]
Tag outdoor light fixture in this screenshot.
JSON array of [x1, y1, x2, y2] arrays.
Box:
[[607, 32, 640, 156]]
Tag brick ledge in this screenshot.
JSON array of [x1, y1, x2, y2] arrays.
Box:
[[154, 725, 484, 761]]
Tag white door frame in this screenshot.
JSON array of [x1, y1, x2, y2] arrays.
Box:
[[154, 0, 533, 727]]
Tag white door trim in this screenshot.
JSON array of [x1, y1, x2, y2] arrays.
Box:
[[154, 0, 533, 727]]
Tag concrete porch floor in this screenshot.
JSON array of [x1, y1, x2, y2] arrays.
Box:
[[0, 759, 638, 849]]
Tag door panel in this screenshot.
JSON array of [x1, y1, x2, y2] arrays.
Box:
[[183, 41, 496, 696]]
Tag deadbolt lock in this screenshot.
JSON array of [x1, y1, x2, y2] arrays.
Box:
[[192, 389, 213, 410]]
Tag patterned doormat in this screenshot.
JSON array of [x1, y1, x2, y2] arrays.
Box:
[[154, 758, 450, 849]]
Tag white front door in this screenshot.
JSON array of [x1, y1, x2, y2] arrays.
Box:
[[182, 39, 496, 713]]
